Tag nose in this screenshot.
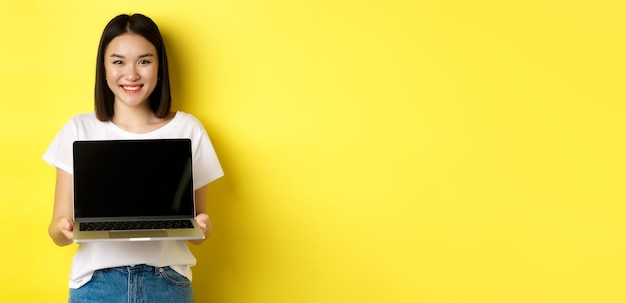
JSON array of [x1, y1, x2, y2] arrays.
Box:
[[124, 65, 140, 81]]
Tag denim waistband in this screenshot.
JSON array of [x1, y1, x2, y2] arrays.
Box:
[[105, 264, 167, 274]]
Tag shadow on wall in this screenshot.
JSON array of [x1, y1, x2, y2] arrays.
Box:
[[159, 18, 243, 302], [159, 21, 215, 112], [188, 127, 242, 302]]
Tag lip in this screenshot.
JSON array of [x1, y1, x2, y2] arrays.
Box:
[[121, 84, 143, 94]]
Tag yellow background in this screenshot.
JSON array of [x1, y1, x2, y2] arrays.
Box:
[[1, 0, 625, 302]]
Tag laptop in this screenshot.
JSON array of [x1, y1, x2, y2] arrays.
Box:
[[72, 139, 205, 242]]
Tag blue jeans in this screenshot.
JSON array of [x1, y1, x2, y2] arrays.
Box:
[[69, 265, 194, 303]]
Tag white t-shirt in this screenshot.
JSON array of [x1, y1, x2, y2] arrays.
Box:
[[43, 111, 224, 289]]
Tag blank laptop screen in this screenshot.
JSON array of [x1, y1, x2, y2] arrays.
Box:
[[73, 139, 194, 220]]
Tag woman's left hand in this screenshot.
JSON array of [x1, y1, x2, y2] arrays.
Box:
[[194, 213, 212, 237]]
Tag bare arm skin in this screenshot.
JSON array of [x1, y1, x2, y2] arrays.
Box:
[[189, 185, 213, 245], [48, 169, 74, 246]]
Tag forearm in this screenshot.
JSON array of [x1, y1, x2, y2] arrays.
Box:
[[189, 186, 211, 245]]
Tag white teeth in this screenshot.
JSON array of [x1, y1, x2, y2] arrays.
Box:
[[123, 86, 140, 91]]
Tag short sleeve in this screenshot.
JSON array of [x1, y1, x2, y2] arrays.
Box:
[[43, 118, 78, 174], [189, 116, 224, 189]]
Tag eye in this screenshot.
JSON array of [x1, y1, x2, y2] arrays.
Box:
[[139, 60, 151, 65], [112, 60, 123, 65]]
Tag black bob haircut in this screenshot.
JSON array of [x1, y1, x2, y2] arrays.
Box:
[[94, 14, 171, 121]]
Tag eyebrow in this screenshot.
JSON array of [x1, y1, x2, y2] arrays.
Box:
[[109, 53, 155, 58]]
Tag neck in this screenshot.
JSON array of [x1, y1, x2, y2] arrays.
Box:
[[113, 102, 153, 123], [111, 102, 173, 134]]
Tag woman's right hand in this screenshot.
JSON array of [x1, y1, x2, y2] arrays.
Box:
[[49, 216, 74, 246], [57, 217, 74, 241]]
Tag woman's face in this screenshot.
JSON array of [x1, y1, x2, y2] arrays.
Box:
[[104, 33, 159, 109]]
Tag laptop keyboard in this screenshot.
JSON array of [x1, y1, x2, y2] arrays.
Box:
[[80, 220, 194, 231]]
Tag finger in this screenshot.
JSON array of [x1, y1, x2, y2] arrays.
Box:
[[60, 218, 74, 231], [57, 218, 74, 241], [62, 230, 74, 241]]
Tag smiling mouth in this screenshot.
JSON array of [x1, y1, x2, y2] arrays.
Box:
[[121, 85, 143, 93]]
